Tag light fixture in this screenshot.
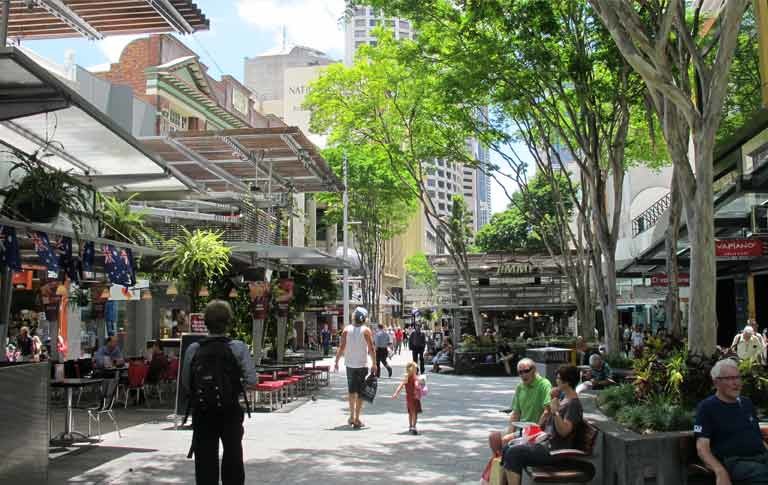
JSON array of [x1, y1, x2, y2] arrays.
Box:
[[166, 282, 178, 296], [100, 287, 110, 300], [198, 286, 209, 297], [228, 287, 238, 298], [56, 282, 68, 296], [141, 290, 152, 300]]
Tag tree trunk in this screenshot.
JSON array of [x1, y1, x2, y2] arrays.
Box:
[[665, 170, 683, 338], [460, 266, 483, 336], [686, 139, 718, 355], [276, 316, 287, 363], [601, 254, 621, 353]]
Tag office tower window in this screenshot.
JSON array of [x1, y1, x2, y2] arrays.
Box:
[[355, 41, 366, 49], [399, 20, 410, 29], [355, 19, 366, 26], [438, 181, 444, 188], [355, 30, 366, 38], [370, 19, 378, 26], [437, 169, 444, 177], [427, 179, 435, 187], [369, 40, 377, 47]]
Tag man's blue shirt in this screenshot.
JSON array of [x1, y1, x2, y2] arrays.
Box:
[[694, 394, 765, 460]]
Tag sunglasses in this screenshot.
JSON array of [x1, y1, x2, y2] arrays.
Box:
[[519, 367, 534, 375]]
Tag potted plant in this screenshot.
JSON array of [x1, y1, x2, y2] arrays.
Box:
[[97, 193, 161, 247], [0, 151, 92, 229], [156, 228, 231, 312]]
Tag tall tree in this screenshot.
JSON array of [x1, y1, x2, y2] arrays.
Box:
[[405, 252, 438, 305], [317, 144, 417, 321], [358, 0, 642, 352], [587, 0, 751, 354], [305, 31, 485, 335]]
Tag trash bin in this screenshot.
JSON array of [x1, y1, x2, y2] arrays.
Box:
[[526, 347, 572, 384]]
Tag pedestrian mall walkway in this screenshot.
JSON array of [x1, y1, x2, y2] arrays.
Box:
[[49, 352, 517, 484]]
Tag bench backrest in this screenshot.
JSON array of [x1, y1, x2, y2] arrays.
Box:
[[574, 420, 600, 456]]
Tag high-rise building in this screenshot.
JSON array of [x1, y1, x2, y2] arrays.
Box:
[[344, 5, 415, 66]]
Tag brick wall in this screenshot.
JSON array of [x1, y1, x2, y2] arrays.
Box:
[[95, 35, 162, 107]]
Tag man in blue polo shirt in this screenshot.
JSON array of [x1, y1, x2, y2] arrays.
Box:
[[694, 358, 768, 484]]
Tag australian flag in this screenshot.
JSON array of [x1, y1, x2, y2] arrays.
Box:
[[82, 241, 95, 273], [102, 244, 134, 287], [55, 236, 79, 283], [0, 226, 21, 271], [30, 231, 59, 272]]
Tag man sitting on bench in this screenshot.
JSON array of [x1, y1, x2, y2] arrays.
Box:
[[694, 358, 768, 485], [492, 365, 583, 485], [576, 353, 615, 394]]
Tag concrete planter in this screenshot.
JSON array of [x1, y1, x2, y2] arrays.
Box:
[[0, 362, 49, 483]]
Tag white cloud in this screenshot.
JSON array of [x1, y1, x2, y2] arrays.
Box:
[[96, 34, 145, 63], [237, 0, 346, 56]]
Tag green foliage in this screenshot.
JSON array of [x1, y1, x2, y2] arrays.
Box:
[[291, 268, 339, 311], [0, 150, 93, 235], [603, 353, 633, 369], [447, 195, 473, 256], [738, 358, 768, 409], [475, 172, 574, 253], [156, 228, 231, 311], [599, 383, 695, 433], [404, 252, 437, 301], [98, 193, 161, 247], [718, 8, 762, 143]]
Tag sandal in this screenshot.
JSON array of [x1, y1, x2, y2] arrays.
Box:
[[348, 417, 354, 425], [353, 419, 364, 428]]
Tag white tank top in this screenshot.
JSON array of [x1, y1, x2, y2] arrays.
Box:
[[344, 324, 369, 368]]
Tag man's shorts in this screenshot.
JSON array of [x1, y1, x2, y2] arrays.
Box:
[[346, 366, 368, 394]]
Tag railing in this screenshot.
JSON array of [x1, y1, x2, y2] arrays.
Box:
[[632, 192, 672, 237]]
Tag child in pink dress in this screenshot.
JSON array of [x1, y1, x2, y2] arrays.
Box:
[[392, 361, 422, 435]]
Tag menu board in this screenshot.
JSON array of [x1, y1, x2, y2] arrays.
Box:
[[189, 313, 208, 334]]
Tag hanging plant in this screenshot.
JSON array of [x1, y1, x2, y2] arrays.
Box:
[[156, 228, 232, 312], [97, 193, 161, 247], [0, 150, 93, 233], [68, 286, 91, 308]]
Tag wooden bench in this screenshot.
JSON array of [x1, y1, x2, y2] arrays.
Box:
[[523, 421, 600, 483], [487, 421, 600, 484]]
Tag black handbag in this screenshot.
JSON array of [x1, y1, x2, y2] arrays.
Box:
[[360, 373, 378, 403]]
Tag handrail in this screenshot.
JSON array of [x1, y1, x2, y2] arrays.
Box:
[[632, 192, 672, 237]]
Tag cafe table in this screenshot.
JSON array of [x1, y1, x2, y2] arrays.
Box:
[[50, 378, 104, 444]]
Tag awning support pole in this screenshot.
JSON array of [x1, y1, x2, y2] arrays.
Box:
[[0, 266, 12, 361], [343, 152, 350, 328], [0, 0, 11, 47]]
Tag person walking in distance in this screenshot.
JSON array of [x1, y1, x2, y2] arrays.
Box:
[[182, 300, 258, 485], [409, 324, 427, 374], [334, 307, 378, 428], [374, 323, 393, 378]]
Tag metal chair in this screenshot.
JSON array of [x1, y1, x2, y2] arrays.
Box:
[[87, 375, 122, 440]]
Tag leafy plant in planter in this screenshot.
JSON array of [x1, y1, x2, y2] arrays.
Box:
[[98, 194, 161, 247], [0, 151, 93, 231], [156, 228, 231, 312]]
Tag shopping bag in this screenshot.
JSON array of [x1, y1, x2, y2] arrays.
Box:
[[360, 373, 378, 403]]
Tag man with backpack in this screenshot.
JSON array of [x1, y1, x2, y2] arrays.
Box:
[[409, 324, 427, 374], [181, 300, 258, 485]]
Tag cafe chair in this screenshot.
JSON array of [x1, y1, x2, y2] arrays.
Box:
[[87, 375, 122, 440], [123, 361, 149, 408]]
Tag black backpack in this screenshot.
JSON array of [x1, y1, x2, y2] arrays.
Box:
[[185, 337, 249, 421]]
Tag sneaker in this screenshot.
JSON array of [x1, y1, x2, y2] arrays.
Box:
[[411, 428, 419, 435]]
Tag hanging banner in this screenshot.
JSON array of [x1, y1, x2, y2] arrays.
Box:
[[275, 278, 294, 317], [249, 281, 271, 320], [650, 273, 690, 287], [715, 239, 764, 257], [30, 231, 59, 272], [0, 226, 22, 271]]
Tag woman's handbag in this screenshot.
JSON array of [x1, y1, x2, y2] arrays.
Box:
[[360, 373, 378, 403]]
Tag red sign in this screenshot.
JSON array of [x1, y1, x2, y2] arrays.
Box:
[[651, 273, 690, 287], [249, 281, 270, 320], [715, 239, 764, 257], [190, 313, 208, 334]]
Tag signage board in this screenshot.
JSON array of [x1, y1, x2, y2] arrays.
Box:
[[715, 239, 764, 257], [650, 273, 690, 287], [189, 313, 208, 334]]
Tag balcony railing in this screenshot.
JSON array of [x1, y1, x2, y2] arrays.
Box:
[[632, 192, 672, 237]]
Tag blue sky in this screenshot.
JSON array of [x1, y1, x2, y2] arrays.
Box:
[[21, 0, 516, 215]]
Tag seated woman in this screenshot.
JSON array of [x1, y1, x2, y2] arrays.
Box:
[[492, 364, 583, 485], [431, 337, 454, 373]]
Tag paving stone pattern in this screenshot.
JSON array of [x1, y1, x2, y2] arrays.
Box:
[[49, 352, 518, 484]]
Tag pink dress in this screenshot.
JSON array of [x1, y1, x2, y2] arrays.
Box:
[[405, 374, 422, 414]]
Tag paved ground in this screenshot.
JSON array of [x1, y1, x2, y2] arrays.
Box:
[[49, 351, 518, 484]]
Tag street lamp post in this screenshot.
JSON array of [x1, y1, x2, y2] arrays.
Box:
[[343, 152, 350, 328]]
